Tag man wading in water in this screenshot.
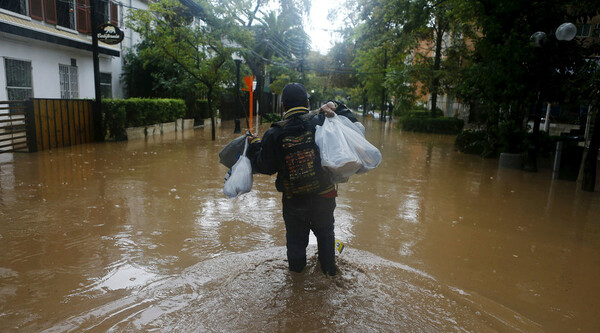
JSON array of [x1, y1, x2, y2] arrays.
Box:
[[247, 83, 357, 276]]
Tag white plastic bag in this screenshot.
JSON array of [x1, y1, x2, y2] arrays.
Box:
[[335, 115, 381, 172], [316, 115, 382, 182], [315, 116, 362, 183], [347, 130, 382, 174], [337, 115, 365, 137], [223, 139, 253, 198], [354, 121, 366, 137]]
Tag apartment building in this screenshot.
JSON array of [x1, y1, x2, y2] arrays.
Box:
[[0, 0, 147, 101]]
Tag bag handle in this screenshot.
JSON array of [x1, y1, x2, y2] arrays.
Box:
[[242, 137, 249, 157]]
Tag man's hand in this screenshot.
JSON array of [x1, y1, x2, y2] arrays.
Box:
[[319, 102, 337, 118]]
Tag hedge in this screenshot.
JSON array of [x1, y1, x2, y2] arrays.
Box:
[[103, 98, 186, 140], [455, 128, 560, 158], [399, 115, 464, 135]]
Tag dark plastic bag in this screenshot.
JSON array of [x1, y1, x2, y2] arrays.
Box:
[[219, 135, 247, 169]]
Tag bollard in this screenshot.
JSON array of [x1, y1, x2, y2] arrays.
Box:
[[234, 119, 241, 133], [552, 141, 563, 179]]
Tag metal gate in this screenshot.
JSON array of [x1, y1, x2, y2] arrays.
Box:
[[0, 100, 28, 153], [0, 99, 96, 154]]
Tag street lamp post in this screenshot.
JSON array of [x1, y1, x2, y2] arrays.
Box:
[[524, 22, 576, 172], [232, 53, 243, 133]]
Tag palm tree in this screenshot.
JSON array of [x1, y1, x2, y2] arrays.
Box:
[[242, 10, 311, 117]]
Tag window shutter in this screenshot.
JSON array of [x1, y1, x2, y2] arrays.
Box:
[[76, 0, 90, 34], [44, 0, 57, 24], [29, 0, 44, 20], [110, 1, 118, 26]]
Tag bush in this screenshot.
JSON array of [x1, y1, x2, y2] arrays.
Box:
[[455, 129, 496, 158], [455, 128, 561, 158], [102, 98, 186, 140], [497, 120, 527, 154], [262, 113, 282, 123], [102, 99, 127, 141], [399, 115, 464, 135]]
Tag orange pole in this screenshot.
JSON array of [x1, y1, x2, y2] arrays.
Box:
[[249, 88, 253, 130], [243, 76, 255, 131]]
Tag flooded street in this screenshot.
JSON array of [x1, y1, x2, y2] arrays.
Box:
[[1, 118, 599, 332]]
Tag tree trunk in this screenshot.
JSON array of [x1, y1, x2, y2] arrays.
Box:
[[582, 109, 599, 192], [380, 46, 387, 122], [208, 86, 216, 141], [524, 93, 544, 172], [430, 17, 444, 118], [380, 89, 386, 121]]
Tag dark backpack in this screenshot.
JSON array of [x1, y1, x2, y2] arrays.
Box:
[[273, 114, 329, 197]]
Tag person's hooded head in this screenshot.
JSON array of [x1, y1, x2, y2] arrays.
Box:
[[281, 83, 310, 111]]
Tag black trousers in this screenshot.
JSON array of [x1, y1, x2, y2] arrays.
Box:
[[282, 194, 336, 275]]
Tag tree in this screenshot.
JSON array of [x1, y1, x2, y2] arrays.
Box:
[[214, 0, 311, 118], [579, 59, 600, 191], [350, 0, 394, 120], [248, 10, 310, 115], [345, 0, 475, 119], [122, 39, 209, 122], [127, 0, 242, 140], [457, 0, 599, 164]]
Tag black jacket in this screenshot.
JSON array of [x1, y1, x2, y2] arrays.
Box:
[[247, 105, 357, 197]]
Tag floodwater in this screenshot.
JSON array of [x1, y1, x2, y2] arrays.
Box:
[[1, 118, 599, 332]]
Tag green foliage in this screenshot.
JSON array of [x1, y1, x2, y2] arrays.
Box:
[[455, 129, 496, 157], [496, 120, 528, 154], [244, 8, 310, 117], [270, 74, 293, 95], [262, 113, 282, 123], [399, 114, 464, 134], [456, 127, 560, 158], [102, 98, 186, 141], [102, 100, 127, 141], [403, 108, 442, 118], [126, 0, 243, 140]]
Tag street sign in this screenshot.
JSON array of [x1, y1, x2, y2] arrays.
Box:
[[97, 23, 124, 45]]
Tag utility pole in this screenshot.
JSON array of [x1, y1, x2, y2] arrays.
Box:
[[90, 0, 103, 141], [234, 58, 242, 133]]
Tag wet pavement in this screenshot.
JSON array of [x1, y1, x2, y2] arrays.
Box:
[[1, 118, 599, 332]]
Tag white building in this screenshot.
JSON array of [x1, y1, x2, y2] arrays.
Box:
[[0, 0, 147, 101]]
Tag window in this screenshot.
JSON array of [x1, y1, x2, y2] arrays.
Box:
[[4, 59, 33, 101], [577, 24, 592, 37], [97, 0, 109, 25], [97, 1, 118, 26], [59, 64, 79, 99], [57, 0, 76, 30], [100, 72, 112, 98], [0, 0, 28, 16]]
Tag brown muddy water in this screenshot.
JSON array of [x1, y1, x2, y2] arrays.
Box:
[[1, 118, 599, 332]]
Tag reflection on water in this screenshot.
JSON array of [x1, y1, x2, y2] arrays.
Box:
[[0, 120, 599, 332]]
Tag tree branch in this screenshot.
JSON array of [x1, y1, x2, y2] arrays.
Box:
[[247, 0, 262, 27]]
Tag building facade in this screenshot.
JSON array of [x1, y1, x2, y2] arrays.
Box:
[[0, 0, 147, 101]]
